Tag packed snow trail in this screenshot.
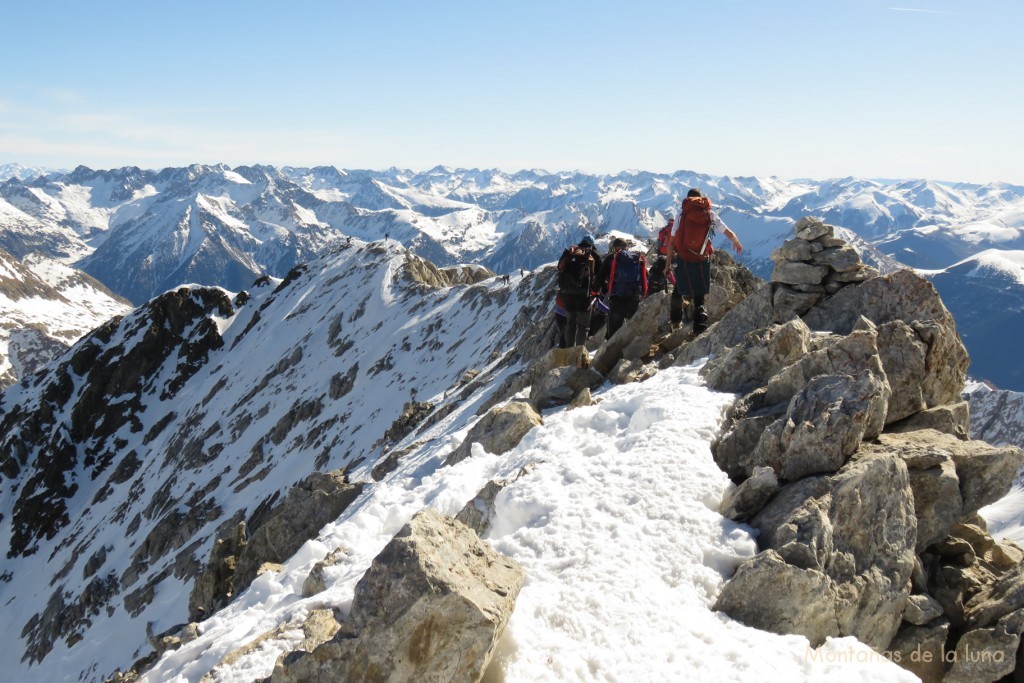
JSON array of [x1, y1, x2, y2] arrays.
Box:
[[482, 364, 915, 682], [142, 364, 916, 683]]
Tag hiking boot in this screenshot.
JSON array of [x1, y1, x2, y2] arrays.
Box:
[[693, 305, 709, 335], [659, 320, 682, 334]]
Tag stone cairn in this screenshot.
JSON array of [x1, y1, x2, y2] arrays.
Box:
[[770, 216, 879, 319]]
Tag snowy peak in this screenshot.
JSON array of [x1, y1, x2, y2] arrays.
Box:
[[0, 163, 63, 182], [944, 249, 1024, 286], [0, 248, 130, 388]]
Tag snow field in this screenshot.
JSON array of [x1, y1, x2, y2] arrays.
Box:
[[144, 363, 917, 682]]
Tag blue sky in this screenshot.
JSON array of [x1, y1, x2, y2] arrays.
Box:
[[1, 0, 1021, 184]]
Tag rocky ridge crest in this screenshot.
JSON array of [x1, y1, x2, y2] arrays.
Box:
[[434, 216, 1024, 682], [3, 216, 1023, 682]]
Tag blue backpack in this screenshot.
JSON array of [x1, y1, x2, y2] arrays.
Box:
[[608, 250, 646, 297]]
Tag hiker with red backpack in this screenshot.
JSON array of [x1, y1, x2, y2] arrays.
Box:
[[663, 189, 743, 335], [557, 233, 601, 347], [598, 237, 648, 339]]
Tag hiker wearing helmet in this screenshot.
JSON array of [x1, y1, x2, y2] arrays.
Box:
[[557, 233, 600, 347], [663, 189, 743, 335]]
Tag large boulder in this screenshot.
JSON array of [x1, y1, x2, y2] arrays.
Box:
[[271, 509, 525, 683], [802, 270, 969, 408], [700, 318, 812, 395], [888, 401, 970, 441], [748, 370, 889, 480], [887, 620, 950, 683], [712, 387, 787, 481], [761, 327, 889, 409], [963, 557, 1024, 631], [713, 549, 842, 645], [528, 365, 604, 409], [945, 609, 1024, 683], [445, 401, 543, 466], [874, 320, 929, 423], [859, 430, 1021, 552], [718, 453, 917, 649], [946, 439, 1024, 518]]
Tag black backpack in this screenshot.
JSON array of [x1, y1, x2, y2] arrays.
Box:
[[608, 250, 645, 297], [558, 246, 593, 291]]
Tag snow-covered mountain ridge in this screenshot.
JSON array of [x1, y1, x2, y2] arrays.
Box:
[[0, 239, 558, 681], [1, 232, 942, 683], [2, 163, 1021, 390], [5, 217, 1024, 682]]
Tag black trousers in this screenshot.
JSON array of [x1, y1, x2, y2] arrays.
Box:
[[562, 292, 592, 347], [606, 296, 640, 339]]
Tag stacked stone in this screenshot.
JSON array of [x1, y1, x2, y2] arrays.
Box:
[[770, 216, 879, 318]]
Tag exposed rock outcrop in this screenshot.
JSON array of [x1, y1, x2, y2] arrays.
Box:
[[189, 471, 364, 621], [445, 401, 543, 467], [705, 218, 1024, 682], [717, 452, 918, 649], [270, 509, 524, 683]]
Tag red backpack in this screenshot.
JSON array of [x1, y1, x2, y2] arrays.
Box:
[[656, 224, 672, 255], [673, 196, 714, 261]]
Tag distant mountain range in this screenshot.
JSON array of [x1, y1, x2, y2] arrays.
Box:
[[1, 164, 1022, 389]]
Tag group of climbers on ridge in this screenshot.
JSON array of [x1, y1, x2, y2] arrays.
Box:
[[553, 188, 743, 348]]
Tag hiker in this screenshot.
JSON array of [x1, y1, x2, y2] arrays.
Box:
[[598, 237, 648, 339], [663, 189, 743, 335], [647, 216, 673, 293], [557, 234, 600, 347]]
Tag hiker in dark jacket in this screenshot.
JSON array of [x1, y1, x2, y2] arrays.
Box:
[[599, 237, 648, 340], [664, 189, 742, 335], [557, 234, 600, 347]]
